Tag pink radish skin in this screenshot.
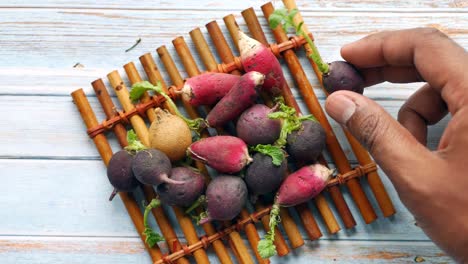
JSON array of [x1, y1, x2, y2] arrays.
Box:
[[181, 73, 241, 106], [188, 136, 253, 174], [238, 31, 286, 96], [276, 164, 332, 207], [206, 71, 264, 127]]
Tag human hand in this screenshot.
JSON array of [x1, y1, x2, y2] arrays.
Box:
[[324, 28, 468, 262]]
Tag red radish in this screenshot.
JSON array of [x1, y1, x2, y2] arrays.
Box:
[[206, 71, 264, 128], [180, 73, 241, 106], [257, 164, 332, 258], [187, 136, 252, 174], [238, 31, 286, 95]]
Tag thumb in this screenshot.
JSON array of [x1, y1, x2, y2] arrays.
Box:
[[325, 91, 434, 184]]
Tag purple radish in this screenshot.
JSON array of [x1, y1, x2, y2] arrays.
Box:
[[206, 71, 265, 128], [236, 104, 281, 146], [156, 167, 205, 207], [245, 153, 287, 203], [107, 150, 139, 201], [323, 61, 364, 94], [286, 120, 326, 163], [257, 164, 332, 258], [268, 9, 364, 95], [187, 136, 252, 174], [199, 175, 248, 224], [180, 73, 241, 106], [132, 149, 183, 186], [238, 31, 286, 96]]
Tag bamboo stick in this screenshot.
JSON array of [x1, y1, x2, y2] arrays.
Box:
[[106, 71, 211, 264], [190, 27, 271, 264], [154, 47, 234, 264], [239, 6, 341, 234], [172, 35, 254, 264], [121, 63, 191, 264], [261, 2, 377, 224], [70, 89, 163, 262], [91, 79, 129, 147], [282, 0, 396, 218]]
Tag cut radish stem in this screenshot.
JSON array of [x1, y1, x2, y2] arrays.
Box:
[[142, 199, 165, 247], [257, 164, 333, 258], [187, 136, 252, 174], [130, 81, 206, 133], [268, 8, 364, 95], [180, 72, 241, 106], [238, 31, 286, 96]]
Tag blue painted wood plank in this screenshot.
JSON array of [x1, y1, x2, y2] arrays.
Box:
[[0, 95, 448, 159], [0, 159, 431, 241], [0, 237, 452, 264]]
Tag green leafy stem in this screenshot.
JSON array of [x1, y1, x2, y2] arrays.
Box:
[[130, 81, 206, 134], [250, 97, 316, 166], [257, 203, 281, 259], [142, 198, 165, 247], [269, 8, 329, 74], [124, 129, 147, 153]]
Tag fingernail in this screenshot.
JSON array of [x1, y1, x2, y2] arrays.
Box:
[[326, 95, 356, 124]]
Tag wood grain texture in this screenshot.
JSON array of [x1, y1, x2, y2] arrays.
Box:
[[0, 237, 451, 264], [0, 96, 448, 159], [0, 0, 466, 9], [0, 0, 463, 262]]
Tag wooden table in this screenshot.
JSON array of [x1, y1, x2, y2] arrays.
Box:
[[1, 0, 465, 263]]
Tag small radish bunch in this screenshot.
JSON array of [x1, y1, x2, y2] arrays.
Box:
[[269, 8, 364, 95], [257, 164, 333, 258]]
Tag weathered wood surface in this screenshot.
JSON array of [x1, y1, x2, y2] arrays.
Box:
[[0, 0, 463, 263]]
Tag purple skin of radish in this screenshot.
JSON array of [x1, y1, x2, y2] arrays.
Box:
[[156, 167, 205, 207], [245, 153, 287, 202], [257, 164, 333, 258], [188, 136, 253, 174], [286, 120, 326, 164], [322, 61, 365, 94], [132, 149, 183, 186], [236, 104, 281, 146], [107, 150, 139, 201], [199, 175, 248, 224], [206, 71, 265, 128], [238, 31, 286, 96], [180, 73, 240, 106]]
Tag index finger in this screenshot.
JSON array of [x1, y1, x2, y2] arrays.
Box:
[[341, 28, 468, 113]]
